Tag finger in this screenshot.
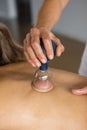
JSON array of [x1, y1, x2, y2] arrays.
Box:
[[24, 51, 36, 67], [26, 45, 41, 67], [30, 30, 47, 63], [31, 39, 47, 63], [24, 39, 36, 67], [23, 34, 31, 51], [42, 33, 54, 60], [24, 34, 41, 67], [26, 33, 31, 45], [56, 44, 65, 56], [51, 34, 64, 56], [72, 86, 87, 95], [24, 39, 27, 51]]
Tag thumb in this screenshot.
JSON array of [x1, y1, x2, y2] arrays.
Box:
[[72, 86, 87, 95]]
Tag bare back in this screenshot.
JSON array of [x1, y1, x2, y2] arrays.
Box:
[[0, 62, 87, 130]]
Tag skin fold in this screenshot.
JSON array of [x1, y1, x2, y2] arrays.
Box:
[[0, 62, 87, 130]]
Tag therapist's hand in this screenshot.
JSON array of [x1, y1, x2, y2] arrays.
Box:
[[24, 27, 64, 67], [72, 86, 87, 95]]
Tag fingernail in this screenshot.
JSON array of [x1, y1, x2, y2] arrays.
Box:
[[72, 89, 83, 95], [74, 89, 82, 92], [49, 55, 53, 60], [36, 62, 41, 67], [41, 59, 47, 63], [73, 89, 80, 93]]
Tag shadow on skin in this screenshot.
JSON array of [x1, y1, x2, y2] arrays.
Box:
[[0, 70, 33, 81]]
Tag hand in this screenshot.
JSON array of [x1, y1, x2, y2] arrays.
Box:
[[24, 27, 64, 67], [72, 86, 87, 95]]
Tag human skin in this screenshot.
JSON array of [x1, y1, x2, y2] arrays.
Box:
[[23, 0, 87, 95], [0, 62, 87, 130], [24, 0, 69, 67]]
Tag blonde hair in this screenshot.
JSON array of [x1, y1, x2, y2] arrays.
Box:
[[0, 23, 25, 66]]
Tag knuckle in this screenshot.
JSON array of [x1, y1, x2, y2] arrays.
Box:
[[44, 37, 50, 41], [31, 41, 36, 47], [30, 28, 39, 35], [42, 33, 50, 39], [50, 33, 56, 39], [31, 41, 39, 48], [37, 53, 42, 59], [30, 57, 36, 62], [53, 36, 61, 45], [30, 27, 38, 31], [57, 38, 61, 44]]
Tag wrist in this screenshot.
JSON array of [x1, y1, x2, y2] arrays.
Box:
[[35, 24, 51, 31]]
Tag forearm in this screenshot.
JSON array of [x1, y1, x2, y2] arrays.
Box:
[[24, 0, 69, 67], [35, 0, 69, 30]]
